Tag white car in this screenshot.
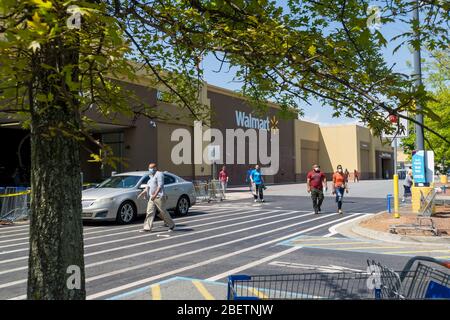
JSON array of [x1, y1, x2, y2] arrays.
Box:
[[81, 171, 197, 224]]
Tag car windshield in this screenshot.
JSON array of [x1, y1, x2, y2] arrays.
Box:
[[97, 176, 141, 189]]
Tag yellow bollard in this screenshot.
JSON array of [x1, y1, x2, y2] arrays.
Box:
[[441, 175, 448, 184], [393, 174, 400, 218]]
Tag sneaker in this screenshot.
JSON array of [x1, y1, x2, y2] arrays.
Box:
[[318, 206, 321, 212], [338, 209, 343, 214], [314, 209, 318, 214], [261, 199, 265, 202], [254, 199, 258, 203], [139, 229, 151, 233], [168, 226, 175, 232]]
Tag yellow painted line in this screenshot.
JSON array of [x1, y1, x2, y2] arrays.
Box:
[[151, 284, 161, 300], [192, 280, 215, 300], [435, 256, 450, 259], [335, 245, 406, 250], [293, 241, 372, 247], [383, 249, 450, 255], [248, 287, 268, 299]]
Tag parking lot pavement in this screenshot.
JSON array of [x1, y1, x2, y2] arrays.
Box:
[[0, 194, 431, 300]]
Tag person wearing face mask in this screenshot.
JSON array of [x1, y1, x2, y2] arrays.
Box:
[[138, 163, 175, 232], [332, 165, 348, 214], [250, 164, 265, 202], [307, 164, 327, 214]]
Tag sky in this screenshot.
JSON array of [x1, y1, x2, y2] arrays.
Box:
[[200, 1, 430, 128]]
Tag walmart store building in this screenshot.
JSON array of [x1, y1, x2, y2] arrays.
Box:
[[0, 76, 394, 186]]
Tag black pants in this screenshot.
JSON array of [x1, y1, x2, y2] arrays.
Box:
[[254, 184, 264, 200], [311, 188, 324, 212]]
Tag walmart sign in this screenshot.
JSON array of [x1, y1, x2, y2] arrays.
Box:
[[235, 111, 269, 130]]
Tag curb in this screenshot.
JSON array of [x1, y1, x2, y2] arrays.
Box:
[[336, 212, 450, 248]]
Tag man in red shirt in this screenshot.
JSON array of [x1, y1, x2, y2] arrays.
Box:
[[307, 164, 327, 214], [218, 166, 229, 199]]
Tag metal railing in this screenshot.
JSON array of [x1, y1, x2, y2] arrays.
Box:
[[0, 187, 31, 223]]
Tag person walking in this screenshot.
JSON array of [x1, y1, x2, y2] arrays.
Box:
[[218, 166, 229, 199], [332, 165, 348, 214], [307, 164, 327, 214], [344, 169, 349, 183], [250, 165, 265, 202], [402, 169, 413, 202], [138, 163, 176, 232], [353, 169, 359, 182], [246, 166, 253, 193]]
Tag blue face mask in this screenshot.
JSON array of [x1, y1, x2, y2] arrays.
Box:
[[149, 168, 156, 175]]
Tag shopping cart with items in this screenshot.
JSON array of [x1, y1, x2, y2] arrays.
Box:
[[227, 256, 450, 300]]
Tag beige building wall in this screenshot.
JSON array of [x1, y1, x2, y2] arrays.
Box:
[[319, 125, 358, 177], [294, 120, 320, 180]]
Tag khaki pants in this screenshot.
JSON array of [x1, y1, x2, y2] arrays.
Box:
[[143, 196, 175, 231]]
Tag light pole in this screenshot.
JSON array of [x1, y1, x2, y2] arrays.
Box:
[[413, 0, 424, 151]]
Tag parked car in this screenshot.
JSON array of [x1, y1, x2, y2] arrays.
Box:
[[81, 171, 196, 224]]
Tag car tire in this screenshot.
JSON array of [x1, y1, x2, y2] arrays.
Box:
[[175, 195, 190, 216], [116, 201, 136, 224]]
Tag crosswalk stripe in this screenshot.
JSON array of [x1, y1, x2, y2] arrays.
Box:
[[86, 213, 356, 299], [192, 281, 215, 300], [151, 285, 161, 300]]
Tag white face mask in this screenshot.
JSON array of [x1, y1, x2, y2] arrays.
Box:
[[338, 169, 343, 173]]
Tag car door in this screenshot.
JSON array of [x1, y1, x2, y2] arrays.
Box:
[[163, 174, 178, 209], [136, 175, 150, 214]]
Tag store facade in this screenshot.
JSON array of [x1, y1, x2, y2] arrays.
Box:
[[0, 77, 394, 186]]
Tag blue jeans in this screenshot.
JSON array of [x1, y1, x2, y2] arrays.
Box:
[[335, 187, 345, 209]]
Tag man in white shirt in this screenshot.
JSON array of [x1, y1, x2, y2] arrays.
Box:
[[138, 163, 175, 232]]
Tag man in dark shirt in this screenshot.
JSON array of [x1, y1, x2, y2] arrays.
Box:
[[307, 164, 327, 214]]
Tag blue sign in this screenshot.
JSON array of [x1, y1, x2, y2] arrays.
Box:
[[412, 150, 426, 183]]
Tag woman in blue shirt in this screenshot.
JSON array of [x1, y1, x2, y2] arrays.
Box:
[[250, 165, 265, 202]]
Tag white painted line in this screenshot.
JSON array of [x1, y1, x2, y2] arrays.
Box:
[[0, 265, 27, 275], [0, 207, 264, 255], [83, 208, 264, 242], [85, 212, 335, 283], [206, 246, 302, 281], [0, 237, 29, 244], [0, 210, 311, 289], [0, 241, 28, 249], [0, 278, 27, 289], [8, 294, 26, 300], [0, 210, 298, 275], [84, 210, 304, 265], [327, 214, 371, 236], [87, 213, 360, 299], [267, 261, 364, 273]]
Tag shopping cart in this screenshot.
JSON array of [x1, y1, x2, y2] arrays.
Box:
[[193, 180, 224, 203], [227, 256, 450, 300]]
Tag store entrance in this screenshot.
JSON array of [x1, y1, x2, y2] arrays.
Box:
[[381, 158, 393, 179], [0, 128, 31, 187]]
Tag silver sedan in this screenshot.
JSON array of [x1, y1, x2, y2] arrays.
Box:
[[81, 171, 197, 224]]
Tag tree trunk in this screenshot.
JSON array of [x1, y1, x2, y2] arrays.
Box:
[[27, 40, 86, 299]]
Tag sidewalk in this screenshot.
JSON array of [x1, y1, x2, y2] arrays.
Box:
[[336, 204, 450, 248]]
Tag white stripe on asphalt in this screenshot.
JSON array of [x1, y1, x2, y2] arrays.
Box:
[[0, 208, 267, 254], [83, 208, 268, 241], [85, 212, 337, 282], [0, 210, 315, 288], [206, 246, 303, 281], [206, 214, 370, 280], [87, 213, 361, 299], [83, 210, 300, 257], [0, 209, 296, 265], [0, 210, 300, 274]]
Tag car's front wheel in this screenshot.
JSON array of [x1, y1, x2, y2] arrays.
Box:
[[175, 195, 190, 216], [116, 201, 136, 224]]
